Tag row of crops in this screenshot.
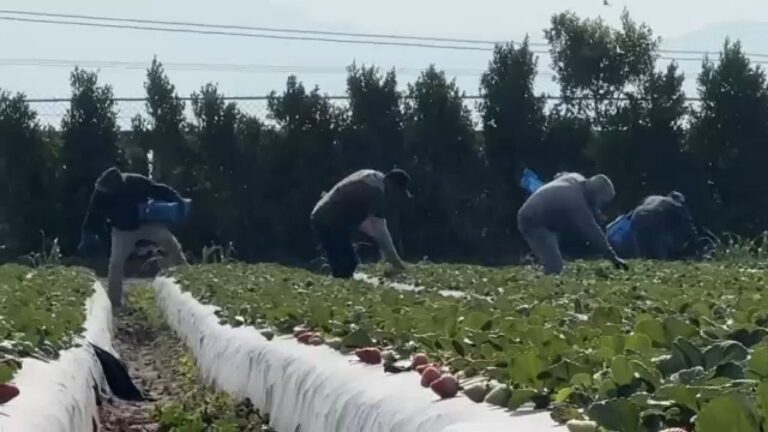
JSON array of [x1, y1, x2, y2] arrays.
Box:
[[169, 260, 768, 432], [0, 264, 94, 385]]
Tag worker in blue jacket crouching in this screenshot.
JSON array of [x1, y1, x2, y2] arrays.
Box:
[[608, 191, 697, 260], [79, 167, 190, 309]]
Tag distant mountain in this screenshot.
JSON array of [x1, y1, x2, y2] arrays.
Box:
[[663, 21, 768, 54], [658, 21, 768, 97]]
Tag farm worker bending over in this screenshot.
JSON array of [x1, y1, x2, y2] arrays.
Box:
[[517, 172, 628, 275], [610, 191, 697, 260], [79, 167, 188, 309], [311, 169, 410, 279]]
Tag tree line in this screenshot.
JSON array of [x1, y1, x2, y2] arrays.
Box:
[[1, 10, 766, 266]]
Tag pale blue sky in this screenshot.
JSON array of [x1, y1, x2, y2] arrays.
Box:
[[0, 0, 766, 125]]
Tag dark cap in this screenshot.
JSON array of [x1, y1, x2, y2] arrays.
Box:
[[385, 168, 413, 198], [669, 191, 686, 204]]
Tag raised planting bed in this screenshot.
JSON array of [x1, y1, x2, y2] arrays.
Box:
[[156, 263, 565, 432], [364, 260, 768, 432], [0, 264, 115, 432], [167, 261, 768, 432]]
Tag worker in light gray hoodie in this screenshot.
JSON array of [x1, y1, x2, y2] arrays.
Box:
[[311, 168, 410, 279], [517, 172, 628, 275]]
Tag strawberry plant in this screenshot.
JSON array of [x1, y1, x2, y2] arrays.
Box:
[[169, 261, 768, 432], [0, 264, 94, 384]]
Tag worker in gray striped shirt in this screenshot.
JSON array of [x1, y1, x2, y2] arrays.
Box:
[[311, 169, 411, 278]]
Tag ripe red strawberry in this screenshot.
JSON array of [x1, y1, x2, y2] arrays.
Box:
[[430, 374, 458, 399], [0, 384, 19, 404], [411, 353, 429, 368], [420, 367, 441, 387], [355, 348, 382, 364], [415, 362, 440, 375], [308, 336, 324, 346], [297, 332, 314, 344], [293, 327, 310, 338]]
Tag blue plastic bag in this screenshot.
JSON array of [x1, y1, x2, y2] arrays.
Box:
[[520, 168, 544, 195], [607, 213, 633, 245], [138, 199, 192, 224]]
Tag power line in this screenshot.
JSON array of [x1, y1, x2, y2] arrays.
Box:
[[2, 9, 767, 59], [2, 15, 756, 65], [0, 9, 544, 47], [0, 57, 559, 77], [0, 16, 506, 52]]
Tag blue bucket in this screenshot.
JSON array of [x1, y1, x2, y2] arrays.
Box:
[[520, 168, 544, 195], [607, 213, 633, 245], [138, 199, 192, 224]]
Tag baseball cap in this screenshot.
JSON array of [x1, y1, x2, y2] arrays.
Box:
[[385, 168, 413, 198]]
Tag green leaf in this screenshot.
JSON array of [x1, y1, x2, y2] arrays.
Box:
[[530, 303, 558, 319], [728, 328, 768, 348], [451, 339, 466, 357], [480, 318, 494, 331], [508, 389, 537, 410], [714, 362, 745, 380], [598, 378, 618, 398], [635, 319, 666, 346], [689, 301, 711, 318], [596, 346, 616, 361], [509, 352, 544, 388], [601, 335, 624, 354], [590, 305, 623, 326], [630, 360, 661, 388], [625, 333, 653, 356], [341, 328, 374, 348], [611, 355, 634, 386], [749, 346, 768, 379], [663, 316, 697, 343], [587, 398, 642, 432], [571, 373, 593, 387], [756, 382, 768, 430], [704, 340, 749, 369], [629, 392, 650, 407], [672, 337, 705, 368], [380, 289, 400, 307], [0, 363, 14, 384], [654, 385, 699, 412], [554, 387, 574, 403], [542, 359, 590, 383], [464, 311, 490, 329], [696, 394, 760, 432]]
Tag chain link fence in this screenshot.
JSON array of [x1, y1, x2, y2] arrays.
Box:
[[27, 97, 488, 130]]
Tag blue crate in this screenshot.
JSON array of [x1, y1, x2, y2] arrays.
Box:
[[138, 199, 191, 224], [607, 213, 633, 245], [520, 168, 545, 195]]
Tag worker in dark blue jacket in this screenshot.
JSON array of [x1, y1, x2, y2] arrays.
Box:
[[609, 191, 697, 260], [79, 167, 188, 309]]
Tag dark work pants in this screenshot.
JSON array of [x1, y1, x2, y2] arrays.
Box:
[[312, 221, 359, 279]]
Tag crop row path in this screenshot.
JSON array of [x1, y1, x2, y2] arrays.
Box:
[[97, 279, 271, 431]]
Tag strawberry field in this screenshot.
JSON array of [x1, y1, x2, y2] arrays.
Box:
[[0, 264, 94, 384], [169, 261, 768, 432]]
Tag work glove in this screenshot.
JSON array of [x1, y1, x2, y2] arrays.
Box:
[[612, 257, 629, 271], [383, 261, 408, 278]]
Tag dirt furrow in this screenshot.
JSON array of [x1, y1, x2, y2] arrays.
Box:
[[97, 280, 270, 431]]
